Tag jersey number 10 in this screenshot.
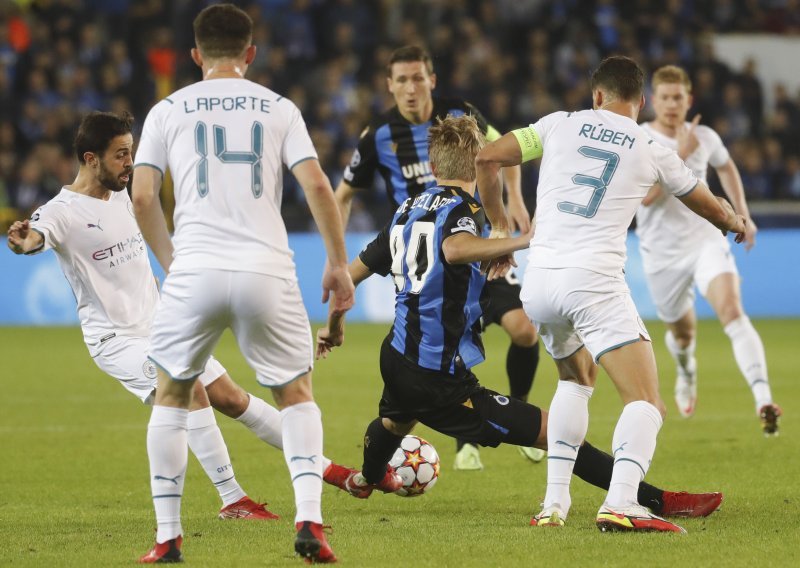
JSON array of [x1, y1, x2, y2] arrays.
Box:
[[194, 121, 264, 198], [389, 222, 435, 294]]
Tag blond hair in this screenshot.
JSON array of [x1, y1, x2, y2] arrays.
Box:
[[652, 65, 692, 92], [428, 115, 485, 182]]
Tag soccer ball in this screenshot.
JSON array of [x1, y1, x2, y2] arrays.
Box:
[[389, 435, 440, 497]]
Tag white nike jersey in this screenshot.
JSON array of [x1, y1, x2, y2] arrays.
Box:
[[134, 79, 317, 277], [30, 188, 159, 350], [528, 110, 698, 276], [635, 122, 731, 272]]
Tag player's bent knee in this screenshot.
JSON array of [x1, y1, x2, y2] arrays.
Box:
[[382, 417, 416, 436]]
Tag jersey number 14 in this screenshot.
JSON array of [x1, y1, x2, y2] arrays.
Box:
[[194, 121, 264, 198]]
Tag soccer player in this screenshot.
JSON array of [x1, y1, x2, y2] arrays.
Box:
[[319, 114, 723, 524], [636, 65, 780, 433], [335, 45, 544, 470], [475, 56, 747, 533], [131, 5, 353, 564], [6, 111, 281, 522]]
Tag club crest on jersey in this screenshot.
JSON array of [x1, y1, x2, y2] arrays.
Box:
[[493, 395, 510, 406], [349, 149, 361, 168], [143, 359, 157, 379], [451, 217, 478, 235], [87, 220, 103, 231]]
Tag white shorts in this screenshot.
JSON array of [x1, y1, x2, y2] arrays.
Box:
[[149, 269, 313, 387], [521, 266, 650, 363], [644, 237, 738, 323], [92, 335, 227, 404]]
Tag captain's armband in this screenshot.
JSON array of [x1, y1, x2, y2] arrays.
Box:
[[511, 127, 543, 163]]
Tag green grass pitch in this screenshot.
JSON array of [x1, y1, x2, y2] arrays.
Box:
[[1, 320, 797, 566]]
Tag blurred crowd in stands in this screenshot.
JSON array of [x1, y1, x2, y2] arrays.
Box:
[[1, 0, 799, 232]]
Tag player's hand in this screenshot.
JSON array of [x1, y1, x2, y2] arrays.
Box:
[[725, 214, 748, 244], [676, 114, 701, 160], [322, 262, 355, 314], [507, 200, 531, 234], [479, 226, 511, 275], [743, 216, 757, 251], [7, 220, 30, 254], [315, 326, 344, 359], [485, 254, 516, 280]]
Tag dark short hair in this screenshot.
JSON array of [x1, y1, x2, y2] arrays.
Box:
[[193, 3, 252, 59], [590, 56, 645, 102], [387, 45, 434, 76], [74, 111, 133, 164]]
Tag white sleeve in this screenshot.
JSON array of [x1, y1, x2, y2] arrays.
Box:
[[531, 111, 569, 145], [134, 101, 170, 175], [281, 100, 318, 170], [29, 202, 71, 253], [652, 141, 699, 197], [699, 126, 731, 168]]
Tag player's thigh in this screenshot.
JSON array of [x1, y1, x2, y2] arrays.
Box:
[[417, 388, 543, 448], [695, 240, 742, 324], [644, 266, 696, 324], [564, 270, 651, 364], [150, 270, 229, 380], [482, 276, 524, 327], [228, 273, 314, 388], [597, 339, 662, 408], [520, 266, 582, 360], [92, 335, 157, 403]]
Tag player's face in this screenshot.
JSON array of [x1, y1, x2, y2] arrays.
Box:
[[388, 61, 436, 121], [96, 133, 134, 192], [652, 83, 692, 128]]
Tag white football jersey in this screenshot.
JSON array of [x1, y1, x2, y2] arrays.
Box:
[[528, 110, 698, 276], [635, 122, 731, 272], [29, 188, 159, 351], [134, 79, 317, 278]]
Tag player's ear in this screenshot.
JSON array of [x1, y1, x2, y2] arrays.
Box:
[[244, 44, 257, 65], [639, 94, 646, 112], [592, 89, 602, 109], [429, 72, 437, 90], [190, 48, 203, 68], [83, 151, 96, 167]]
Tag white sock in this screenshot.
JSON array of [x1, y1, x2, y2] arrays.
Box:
[[665, 330, 696, 378], [148, 406, 188, 543], [236, 394, 332, 472], [236, 394, 284, 449], [281, 401, 324, 524], [606, 401, 663, 509], [724, 316, 773, 410], [544, 381, 594, 516], [187, 407, 246, 507]]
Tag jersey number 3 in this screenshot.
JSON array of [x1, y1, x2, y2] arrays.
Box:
[[558, 146, 619, 218], [194, 121, 264, 198]]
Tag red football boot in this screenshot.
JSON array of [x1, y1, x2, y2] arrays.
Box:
[[660, 491, 723, 518], [218, 496, 279, 520], [295, 521, 337, 564], [138, 536, 183, 564]]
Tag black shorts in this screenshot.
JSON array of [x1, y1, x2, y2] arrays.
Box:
[[377, 338, 542, 448], [481, 271, 523, 328]]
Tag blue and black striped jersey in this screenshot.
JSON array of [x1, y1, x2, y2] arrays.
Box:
[[359, 184, 487, 374], [343, 97, 491, 208]]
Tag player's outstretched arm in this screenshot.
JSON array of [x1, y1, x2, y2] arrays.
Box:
[[316, 257, 373, 359], [293, 159, 355, 315], [502, 164, 531, 234], [442, 230, 531, 267], [6, 220, 43, 255], [475, 132, 525, 232], [131, 165, 174, 273], [678, 181, 748, 243], [716, 158, 757, 250]]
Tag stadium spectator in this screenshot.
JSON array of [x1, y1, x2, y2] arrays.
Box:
[[2, 0, 800, 232]]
